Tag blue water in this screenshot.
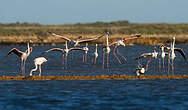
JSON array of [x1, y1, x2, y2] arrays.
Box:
[[0, 45, 188, 109]]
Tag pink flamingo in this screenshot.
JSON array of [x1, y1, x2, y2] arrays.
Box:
[[92, 44, 98, 64], [52, 33, 104, 47], [44, 41, 85, 65], [103, 32, 111, 69], [135, 48, 158, 71], [82, 43, 89, 63], [30, 57, 47, 76], [7, 40, 32, 75], [109, 34, 141, 64]]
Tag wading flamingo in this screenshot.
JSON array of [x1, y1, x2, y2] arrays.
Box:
[[109, 34, 141, 64], [103, 32, 111, 69], [30, 57, 47, 76], [168, 37, 186, 75], [7, 40, 32, 75], [92, 44, 98, 64], [82, 43, 89, 63], [159, 40, 186, 75]]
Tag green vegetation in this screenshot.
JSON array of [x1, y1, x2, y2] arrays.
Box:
[[1, 21, 188, 36], [1, 21, 188, 45]]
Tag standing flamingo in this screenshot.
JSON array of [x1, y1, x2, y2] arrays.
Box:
[[82, 43, 89, 63], [7, 40, 32, 75], [103, 32, 111, 69], [30, 57, 47, 76], [92, 44, 98, 64], [109, 34, 141, 64], [169, 37, 186, 75], [159, 40, 186, 75]]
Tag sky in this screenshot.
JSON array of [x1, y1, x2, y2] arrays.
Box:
[[1, 0, 188, 24]]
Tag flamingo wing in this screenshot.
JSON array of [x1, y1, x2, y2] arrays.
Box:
[[78, 34, 104, 43], [45, 48, 65, 53], [174, 48, 186, 60], [52, 33, 72, 42], [69, 48, 85, 52], [135, 53, 152, 60], [123, 34, 141, 41], [7, 48, 23, 57]]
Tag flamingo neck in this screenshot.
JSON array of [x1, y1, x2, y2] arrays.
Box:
[[95, 44, 98, 53], [27, 42, 30, 54], [30, 63, 38, 76], [106, 34, 109, 47]]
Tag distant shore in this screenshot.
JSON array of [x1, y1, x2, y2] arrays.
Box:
[[0, 34, 188, 46], [1, 21, 188, 45]]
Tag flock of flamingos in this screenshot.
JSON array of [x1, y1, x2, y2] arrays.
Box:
[[6, 32, 186, 77]]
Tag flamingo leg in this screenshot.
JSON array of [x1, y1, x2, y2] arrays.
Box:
[[162, 58, 165, 72], [62, 54, 64, 65], [113, 46, 122, 64], [39, 65, 42, 76], [103, 53, 105, 69], [107, 53, 109, 69], [172, 59, 174, 76], [65, 54, 68, 69], [83, 54, 85, 63], [85, 53, 87, 63], [94, 57, 97, 65], [158, 58, 161, 72], [146, 58, 151, 71], [168, 54, 171, 75], [117, 48, 127, 62], [72, 51, 74, 60], [21, 61, 25, 75]]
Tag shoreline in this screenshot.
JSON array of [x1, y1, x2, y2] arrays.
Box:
[[1, 34, 188, 46]]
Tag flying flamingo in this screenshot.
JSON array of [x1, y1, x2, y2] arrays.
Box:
[[82, 43, 89, 63], [92, 44, 98, 64], [135, 48, 158, 71], [30, 57, 47, 76], [109, 34, 141, 64], [103, 32, 111, 69], [52, 33, 104, 47], [7, 40, 32, 75], [44, 41, 85, 66]]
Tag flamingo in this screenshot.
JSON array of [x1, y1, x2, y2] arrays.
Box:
[[30, 57, 47, 76], [52, 33, 104, 47], [103, 32, 111, 69], [159, 40, 186, 75], [136, 62, 145, 76], [135, 48, 158, 71], [92, 44, 98, 64], [109, 34, 141, 64], [82, 43, 89, 63], [168, 37, 186, 75], [44, 41, 85, 66], [7, 40, 32, 75]]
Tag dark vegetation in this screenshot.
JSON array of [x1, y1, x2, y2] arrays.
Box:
[[1, 20, 188, 36]]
